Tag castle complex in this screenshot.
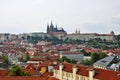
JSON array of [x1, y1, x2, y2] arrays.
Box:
[[66, 30, 115, 41], [46, 22, 115, 41], [0, 22, 115, 42]]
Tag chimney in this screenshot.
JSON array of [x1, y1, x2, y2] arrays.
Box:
[[73, 65, 78, 80], [59, 63, 63, 79], [60, 51, 63, 59], [88, 66, 95, 80]]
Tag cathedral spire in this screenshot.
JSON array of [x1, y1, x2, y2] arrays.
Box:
[[50, 21, 54, 31], [78, 29, 80, 34], [75, 29, 77, 34], [47, 23, 49, 33]]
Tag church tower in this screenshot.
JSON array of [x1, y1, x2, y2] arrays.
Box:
[[50, 21, 54, 32], [110, 31, 115, 35], [47, 24, 49, 33]]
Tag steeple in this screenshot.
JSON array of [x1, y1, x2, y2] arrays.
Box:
[[47, 24, 49, 33], [110, 31, 115, 35], [50, 21, 54, 31], [78, 29, 80, 34], [75, 29, 77, 34]]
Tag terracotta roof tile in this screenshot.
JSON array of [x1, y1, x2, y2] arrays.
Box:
[[55, 62, 120, 80], [0, 70, 9, 76]]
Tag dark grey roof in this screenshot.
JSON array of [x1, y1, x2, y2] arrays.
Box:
[[94, 56, 115, 68]]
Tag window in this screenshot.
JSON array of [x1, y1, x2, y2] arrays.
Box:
[[101, 60, 106, 63]]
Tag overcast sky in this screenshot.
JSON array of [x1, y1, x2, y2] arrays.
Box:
[[0, 0, 120, 34]]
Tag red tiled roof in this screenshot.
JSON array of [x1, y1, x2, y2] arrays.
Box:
[[48, 32, 67, 35], [94, 68, 120, 80], [62, 51, 82, 54], [84, 48, 103, 53], [42, 72, 53, 77], [55, 62, 120, 80], [22, 69, 38, 75], [0, 72, 59, 80], [25, 64, 34, 69], [47, 77, 59, 80], [96, 34, 113, 36], [55, 62, 88, 76], [29, 58, 47, 61], [0, 76, 59, 80], [0, 70, 9, 76]]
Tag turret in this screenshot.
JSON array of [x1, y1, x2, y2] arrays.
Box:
[[73, 65, 78, 80], [75, 29, 77, 34], [110, 31, 115, 35], [59, 63, 63, 79], [47, 24, 49, 33], [88, 67, 95, 80], [50, 21, 54, 31], [78, 30, 80, 34]]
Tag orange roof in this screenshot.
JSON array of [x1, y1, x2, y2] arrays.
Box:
[[49, 32, 67, 35], [55, 62, 88, 76], [55, 62, 120, 80], [0, 76, 59, 80], [29, 58, 47, 61], [0, 70, 59, 80], [25, 64, 34, 69], [22, 69, 38, 75], [62, 51, 82, 54], [0, 70, 9, 76], [94, 68, 120, 80]]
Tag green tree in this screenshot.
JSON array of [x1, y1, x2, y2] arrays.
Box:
[[23, 54, 30, 62], [3, 56, 9, 63], [61, 56, 68, 62], [9, 65, 22, 76], [91, 53, 99, 63], [9, 65, 30, 76], [81, 59, 92, 66], [98, 52, 107, 60], [21, 71, 30, 76], [70, 59, 77, 64], [0, 56, 9, 63], [81, 49, 90, 56], [61, 56, 77, 64]]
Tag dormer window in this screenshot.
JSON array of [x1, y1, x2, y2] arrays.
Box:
[[101, 60, 106, 63]]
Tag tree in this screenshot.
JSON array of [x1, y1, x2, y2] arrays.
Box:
[[81, 49, 90, 56], [61, 56, 77, 64], [98, 52, 107, 60], [9, 65, 30, 76], [61, 56, 68, 62], [70, 59, 77, 64], [81, 52, 108, 66], [91, 53, 99, 63], [0, 56, 9, 63], [9, 65, 22, 76], [81, 59, 92, 66], [3, 56, 9, 63], [22, 36, 25, 40], [23, 54, 30, 62], [91, 52, 107, 63]]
